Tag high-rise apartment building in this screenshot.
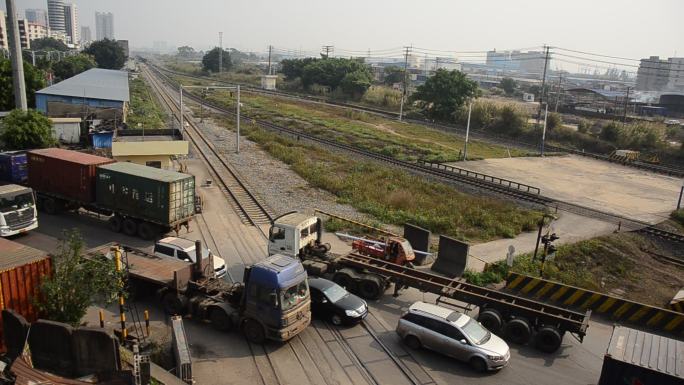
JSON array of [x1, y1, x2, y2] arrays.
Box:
[[16, 19, 31, 49], [636, 56, 673, 91], [25, 9, 49, 27], [27, 23, 49, 42], [667, 58, 684, 92], [81, 26, 92, 44], [47, 0, 66, 33], [95, 12, 115, 40], [0, 11, 7, 50], [63, 3, 79, 45]]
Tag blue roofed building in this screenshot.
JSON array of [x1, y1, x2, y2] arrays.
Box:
[[35, 68, 130, 123]]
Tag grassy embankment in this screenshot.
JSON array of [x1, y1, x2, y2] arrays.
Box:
[[127, 77, 167, 128], [170, 72, 533, 163], [463, 231, 684, 307], [212, 113, 540, 242]]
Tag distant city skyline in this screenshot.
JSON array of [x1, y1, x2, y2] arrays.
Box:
[[2, 0, 683, 64]]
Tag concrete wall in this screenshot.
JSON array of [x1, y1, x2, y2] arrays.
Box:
[[113, 155, 173, 170]]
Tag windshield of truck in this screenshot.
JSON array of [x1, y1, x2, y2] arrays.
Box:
[[323, 283, 348, 303], [461, 318, 491, 345], [280, 281, 309, 311], [0, 192, 34, 213]]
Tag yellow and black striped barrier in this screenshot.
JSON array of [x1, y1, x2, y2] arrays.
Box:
[[506, 272, 684, 335], [670, 289, 684, 313]]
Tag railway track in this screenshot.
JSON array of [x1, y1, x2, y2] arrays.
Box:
[[144, 66, 274, 229], [149, 61, 684, 178], [145, 64, 684, 247]]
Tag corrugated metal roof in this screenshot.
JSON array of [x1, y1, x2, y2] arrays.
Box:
[[0, 184, 31, 195], [36, 68, 130, 102], [28, 148, 113, 166], [0, 238, 48, 272], [111, 140, 189, 156], [606, 326, 684, 379], [98, 162, 192, 183]]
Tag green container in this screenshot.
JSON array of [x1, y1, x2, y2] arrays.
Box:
[[96, 162, 195, 226]]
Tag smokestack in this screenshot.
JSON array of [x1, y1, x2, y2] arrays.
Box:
[[195, 240, 203, 279], [5, 0, 28, 110]]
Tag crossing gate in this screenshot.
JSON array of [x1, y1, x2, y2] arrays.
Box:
[[506, 272, 684, 335]]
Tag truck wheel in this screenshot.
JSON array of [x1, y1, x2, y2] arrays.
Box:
[[358, 275, 384, 300], [504, 318, 532, 345], [43, 198, 58, 215], [162, 292, 188, 315], [137, 222, 159, 240], [122, 218, 138, 236], [210, 308, 232, 332], [242, 319, 265, 344], [478, 309, 503, 334], [535, 326, 563, 353], [108, 216, 123, 233], [333, 271, 357, 292]]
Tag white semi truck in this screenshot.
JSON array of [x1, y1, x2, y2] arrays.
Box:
[[0, 184, 38, 237]]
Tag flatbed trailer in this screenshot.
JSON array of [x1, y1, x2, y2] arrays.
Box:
[[337, 252, 590, 352]]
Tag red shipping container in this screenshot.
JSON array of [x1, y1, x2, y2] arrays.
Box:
[[27, 148, 115, 204], [0, 238, 52, 352]]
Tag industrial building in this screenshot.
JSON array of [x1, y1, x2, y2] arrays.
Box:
[[111, 140, 189, 169], [35, 68, 130, 124]]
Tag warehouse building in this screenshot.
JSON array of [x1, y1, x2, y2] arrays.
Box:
[[111, 140, 189, 170], [35, 68, 129, 124]]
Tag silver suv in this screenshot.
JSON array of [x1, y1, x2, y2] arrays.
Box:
[[154, 237, 227, 279], [396, 302, 510, 372]]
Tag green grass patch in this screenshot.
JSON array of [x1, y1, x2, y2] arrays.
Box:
[[227, 119, 540, 242], [128, 77, 167, 129], [670, 209, 684, 229]]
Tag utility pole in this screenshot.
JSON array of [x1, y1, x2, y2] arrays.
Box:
[[218, 32, 223, 74], [622, 86, 631, 124], [554, 73, 563, 112], [322, 45, 333, 58], [536, 45, 550, 126], [541, 103, 548, 156], [463, 102, 472, 160], [267, 45, 273, 75], [398, 46, 411, 122], [6, 0, 27, 110], [236, 85, 241, 154]]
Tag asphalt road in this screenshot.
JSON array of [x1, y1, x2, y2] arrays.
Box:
[[13, 211, 612, 385]]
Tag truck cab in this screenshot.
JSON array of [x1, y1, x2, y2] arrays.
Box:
[[0, 184, 38, 237], [242, 254, 311, 343], [268, 212, 321, 258]]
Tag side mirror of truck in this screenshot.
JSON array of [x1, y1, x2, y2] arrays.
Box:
[[269, 293, 278, 308]]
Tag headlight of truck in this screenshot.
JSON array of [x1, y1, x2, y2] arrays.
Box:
[[487, 354, 505, 361], [345, 310, 360, 317]]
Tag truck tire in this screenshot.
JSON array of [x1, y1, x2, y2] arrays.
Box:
[[478, 309, 503, 334], [162, 292, 188, 315], [358, 275, 384, 300], [122, 218, 138, 236], [535, 326, 563, 353], [210, 308, 233, 332], [108, 216, 123, 233], [242, 319, 266, 344], [42, 198, 58, 215], [504, 318, 532, 345], [333, 271, 357, 292], [137, 222, 159, 240]]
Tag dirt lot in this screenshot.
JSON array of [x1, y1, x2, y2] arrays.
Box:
[[447, 155, 682, 224]]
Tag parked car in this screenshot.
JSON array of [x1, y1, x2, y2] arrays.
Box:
[[308, 277, 368, 325], [396, 302, 510, 372], [154, 237, 227, 279]]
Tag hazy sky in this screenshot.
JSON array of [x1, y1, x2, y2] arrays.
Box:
[[5, 0, 684, 63]]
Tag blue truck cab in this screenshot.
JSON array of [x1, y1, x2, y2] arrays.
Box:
[[0, 151, 28, 184], [242, 254, 311, 343]]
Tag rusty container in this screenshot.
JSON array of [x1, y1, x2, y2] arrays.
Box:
[[0, 238, 52, 352], [27, 148, 115, 205]]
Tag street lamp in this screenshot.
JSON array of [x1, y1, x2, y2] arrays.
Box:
[[539, 232, 559, 278], [179, 84, 241, 153], [532, 213, 556, 262]]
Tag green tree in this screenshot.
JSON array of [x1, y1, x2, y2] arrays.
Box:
[[383, 66, 405, 85], [0, 58, 46, 110], [410, 69, 479, 121], [177, 45, 196, 57], [491, 105, 528, 136], [52, 54, 96, 81], [201, 47, 232, 73], [34, 230, 125, 326], [30, 37, 69, 51], [0, 109, 55, 150], [280, 57, 317, 80], [500, 77, 517, 95], [600, 122, 621, 142], [546, 112, 562, 130], [340, 70, 373, 98], [84, 38, 126, 69]]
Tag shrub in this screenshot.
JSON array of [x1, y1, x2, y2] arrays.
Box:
[[671, 209, 684, 227], [577, 119, 591, 134], [546, 113, 562, 130]]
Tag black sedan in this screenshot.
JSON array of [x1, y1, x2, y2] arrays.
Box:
[[309, 277, 368, 325]]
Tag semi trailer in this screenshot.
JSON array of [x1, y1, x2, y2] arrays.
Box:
[[27, 148, 195, 239], [268, 212, 591, 353], [85, 242, 311, 344]]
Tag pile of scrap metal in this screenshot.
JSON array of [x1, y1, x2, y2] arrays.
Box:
[[0, 310, 134, 385]]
